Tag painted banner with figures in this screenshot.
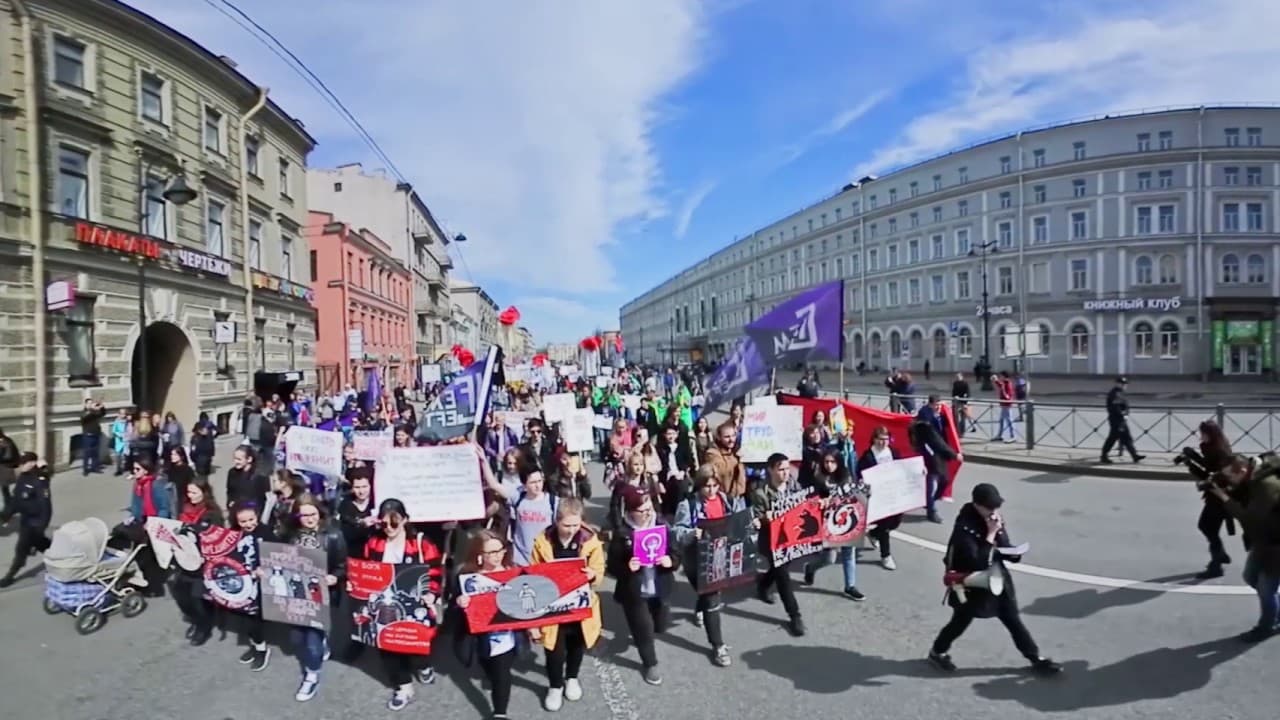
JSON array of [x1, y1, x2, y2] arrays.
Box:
[[347, 559, 438, 655], [259, 541, 330, 631], [694, 509, 760, 594], [199, 525, 260, 614], [458, 559, 593, 633]]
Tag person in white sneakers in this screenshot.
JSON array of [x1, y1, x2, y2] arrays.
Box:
[[856, 426, 904, 571], [274, 494, 346, 703], [453, 530, 519, 720]]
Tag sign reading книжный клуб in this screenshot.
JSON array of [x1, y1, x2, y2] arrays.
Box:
[[1083, 296, 1181, 312]]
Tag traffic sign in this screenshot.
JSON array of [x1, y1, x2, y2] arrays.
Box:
[[948, 320, 959, 334]]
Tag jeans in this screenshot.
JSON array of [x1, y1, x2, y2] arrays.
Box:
[[545, 622, 586, 688], [81, 433, 101, 474], [4, 524, 50, 579], [479, 649, 516, 714], [619, 596, 667, 669], [756, 562, 801, 619], [1242, 549, 1280, 630], [695, 592, 725, 647], [807, 546, 856, 588], [925, 472, 941, 514], [932, 600, 1040, 659], [290, 627, 327, 673], [997, 408, 1015, 441]]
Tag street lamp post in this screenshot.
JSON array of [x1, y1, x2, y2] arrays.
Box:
[[969, 240, 997, 391], [668, 316, 675, 368]]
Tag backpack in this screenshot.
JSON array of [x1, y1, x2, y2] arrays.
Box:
[[513, 488, 558, 519]]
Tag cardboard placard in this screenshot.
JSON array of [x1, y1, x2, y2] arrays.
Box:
[[347, 559, 438, 655], [459, 559, 594, 633], [561, 408, 596, 453], [376, 445, 486, 523], [739, 405, 803, 463], [863, 456, 928, 523], [542, 393, 578, 423], [259, 541, 330, 631], [284, 426, 344, 477], [694, 509, 760, 594]]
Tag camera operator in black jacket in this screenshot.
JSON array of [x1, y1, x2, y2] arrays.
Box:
[[0, 452, 53, 587], [1175, 421, 1237, 578]]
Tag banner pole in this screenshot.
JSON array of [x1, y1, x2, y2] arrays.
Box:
[[840, 359, 845, 398], [770, 367, 777, 394]]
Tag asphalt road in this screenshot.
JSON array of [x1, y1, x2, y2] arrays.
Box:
[[0, 439, 1275, 720]]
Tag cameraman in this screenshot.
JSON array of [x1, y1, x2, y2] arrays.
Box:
[[1207, 454, 1280, 643], [1177, 421, 1236, 579]]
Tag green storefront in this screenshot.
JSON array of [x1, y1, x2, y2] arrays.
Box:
[[1210, 318, 1275, 375]]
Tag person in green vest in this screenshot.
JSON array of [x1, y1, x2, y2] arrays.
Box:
[[675, 383, 693, 430]]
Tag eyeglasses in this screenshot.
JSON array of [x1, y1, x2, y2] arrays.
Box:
[[481, 547, 505, 556], [298, 510, 320, 518]]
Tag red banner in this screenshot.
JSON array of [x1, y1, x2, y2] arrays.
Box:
[[459, 559, 593, 633], [777, 393, 962, 499], [767, 491, 825, 565], [347, 559, 438, 655], [822, 490, 869, 547], [199, 525, 258, 614]]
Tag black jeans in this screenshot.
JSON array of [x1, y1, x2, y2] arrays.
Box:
[[1198, 501, 1231, 561], [756, 562, 801, 618], [1101, 420, 1138, 460], [695, 592, 725, 647], [382, 650, 428, 688], [110, 523, 166, 593], [172, 573, 213, 632], [545, 622, 586, 688], [245, 613, 266, 646], [478, 649, 516, 715], [619, 596, 667, 669], [4, 524, 50, 579], [931, 600, 1040, 660]]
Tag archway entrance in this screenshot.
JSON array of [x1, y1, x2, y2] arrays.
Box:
[[131, 321, 198, 424]]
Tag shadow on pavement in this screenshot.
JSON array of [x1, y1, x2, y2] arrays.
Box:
[[740, 644, 1021, 693], [971, 636, 1251, 711], [1019, 471, 1073, 484], [1022, 573, 1206, 619]]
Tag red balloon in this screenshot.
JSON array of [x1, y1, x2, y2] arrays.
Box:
[[450, 344, 463, 356], [457, 349, 475, 367], [498, 306, 521, 326]]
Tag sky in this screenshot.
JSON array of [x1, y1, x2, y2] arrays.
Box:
[[131, 0, 1280, 345]]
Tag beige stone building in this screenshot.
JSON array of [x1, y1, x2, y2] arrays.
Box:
[[0, 0, 316, 464]]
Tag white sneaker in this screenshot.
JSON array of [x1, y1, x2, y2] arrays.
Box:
[[387, 685, 414, 711], [295, 672, 319, 702], [322, 641, 331, 662], [544, 687, 564, 711], [564, 678, 583, 701], [881, 556, 897, 571]]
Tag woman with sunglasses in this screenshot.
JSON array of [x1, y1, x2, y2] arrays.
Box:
[[281, 494, 347, 703], [453, 530, 519, 720], [116, 457, 172, 597], [856, 426, 903, 571], [673, 465, 746, 667]]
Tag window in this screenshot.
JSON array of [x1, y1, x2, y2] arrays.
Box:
[[254, 319, 267, 370], [908, 277, 921, 304], [1158, 205, 1176, 233], [1133, 321, 1153, 357], [909, 211, 919, 228], [1134, 255, 1153, 284], [1221, 253, 1240, 283], [908, 239, 920, 263], [821, 213, 828, 227], [53, 36, 87, 89], [206, 199, 225, 256], [867, 248, 878, 271], [142, 175, 166, 239], [888, 218, 897, 234], [1033, 184, 1046, 203], [957, 327, 973, 357], [248, 218, 263, 270], [1247, 167, 1263, 186], [932, 174, 942, 191], [889, 330, 902, 358], [835, 257, 843, 276], [1000, 156, 1012, 173], [309, 250, 318, 282], [958, 200, 968, 217], [887, 281, 899, 306], [932, 206, 942, 223], [281, 235, 293, 280], [1224, 167, 1239, 186], [279, 158, 292, 197], [931, 234, 944, 259], [287, 324, 296, 369], [1159, 130, 1173, 150], [888, 244, 899, 267], [1073, 141, 1086, 160], [999, 191, 1011, 209], [909, 181, 919, 197], [1032, 216, 1048, 244], [1248, 202, 1264, 231], [956, 270, 971, 299], [1027, 261, 1049, 293], [997, 266, 1014, 295], [869, 195, 877, 210], [932, 328, 947, 358], [139, 72, 165, 123], [1247, 127, 1262, 147], [868, 285, 880, 309], [1137, 171, 1152, 190], [56, 145, 90, 218], [1159, 169, 1173, 188], [1072, 178, 1087, 197], [930, 274, 945, 301], [807, 219, 814, 232], [1159, 322, 1180, 358], [1225, 128, 1240, 147], [1071, 211, 1088, 240], [851, 252, 860, 274], [1033, 149, 1045, 168], [62, 294, 97, 382], [955, 228, 970, 255], [888, 189, 897, 204], [1069, 323, 1090, 358], [869, 223, 878, 239], [1247, 253, 1266, 283], [1136, 133, 1151, 151], [1158, 253, 1179, 284], [1136, 206, 1152, 234], [958, 167, 968, 183], [203, 107, 223, 153], [245, 136, 260, 177], [1070, 258, 1089, 290], [1223, 203, 1240, 231], [997, 221, 1013, 249]]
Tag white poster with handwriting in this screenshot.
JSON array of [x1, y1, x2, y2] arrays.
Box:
[[563, 408, 596, 453], [862, 456, 928, 523], [739, 405, 803, 463], [543, 393, 578, 423], [376, 445, 485, 522], [284, 426, 344, 477]]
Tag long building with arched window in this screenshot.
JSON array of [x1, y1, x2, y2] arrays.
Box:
[[620, 105, 1280, 379]]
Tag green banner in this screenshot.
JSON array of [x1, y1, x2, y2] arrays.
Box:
[[1225, 320, 1260, 343], [1263, 320, 1274, 371], [1211, 320, 1225, 371]]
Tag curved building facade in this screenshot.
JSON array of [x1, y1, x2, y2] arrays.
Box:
[[621, 105, 1280, 380]]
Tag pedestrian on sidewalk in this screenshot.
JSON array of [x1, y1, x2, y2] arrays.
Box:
[[0, 427, 20, 510], [80, 399, 106, 475], [993, 372, 1017, 443], [0, 452, 52, 588], [1100, 377, 1145, 465]]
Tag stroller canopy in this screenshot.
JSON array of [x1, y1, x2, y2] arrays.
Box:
[[44, 517, 110, 582]]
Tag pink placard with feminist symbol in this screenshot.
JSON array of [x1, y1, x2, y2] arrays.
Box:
[[632, 526, 668, 567]]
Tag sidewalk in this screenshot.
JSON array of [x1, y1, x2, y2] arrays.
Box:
[[960, 439, 1185, 480]]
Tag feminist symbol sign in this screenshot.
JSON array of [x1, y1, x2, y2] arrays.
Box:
[[632, 526, 668, 567]]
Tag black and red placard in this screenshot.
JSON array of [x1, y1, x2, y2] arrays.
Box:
[[347, 558, 438, 655], [458, 559, 593, 633], [767, 492, 825, 565]]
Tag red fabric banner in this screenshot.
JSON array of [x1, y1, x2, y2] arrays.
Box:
[[459, 559, 593, 633], [347, 559, 438, 655]]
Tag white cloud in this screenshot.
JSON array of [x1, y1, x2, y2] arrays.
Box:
[[853, 0, 1280, 178], [131, 0, 704, 296], [772, 90, 889, 168], [673, 179, 717, 238]]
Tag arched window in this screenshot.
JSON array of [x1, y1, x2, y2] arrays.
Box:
[[932, 328, 947, 359], [1158, 253, 1179, 284], [889, 330, 903, 360], [852, 333, 864, 361], [910, 329, 924, 359], [1159, 321, 1180, 358], [869, 332, 883, 360], [1221, 253, 1240, 284], [1134, 255, 1153, 285], [1246, 253, 1266, 283], [956, 327, 973, 358], [1037, 322, 1051, 356], [1069, 323, 1090, 358], [1133, 321, 1154, 357]]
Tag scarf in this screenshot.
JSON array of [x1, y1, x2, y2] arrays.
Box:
[[134, 475, 157, 518], [178, 503, 207, 526]]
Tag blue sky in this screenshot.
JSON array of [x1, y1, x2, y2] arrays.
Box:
[[132, 0, 1278, 344]]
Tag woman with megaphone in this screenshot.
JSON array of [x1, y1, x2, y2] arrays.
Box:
[[927, 483, 1062, 676]]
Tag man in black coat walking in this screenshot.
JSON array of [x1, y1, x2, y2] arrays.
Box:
[[1101, 377, 1145, 464], [0, 452, 53, 587]]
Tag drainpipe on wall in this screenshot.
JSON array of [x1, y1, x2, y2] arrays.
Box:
[[14, 0, 47, 457], [1015, 132, 1027, 379], [239, 87, 269, 389], [1195, 106, 1206, 382], [858, 185, 867, 370]]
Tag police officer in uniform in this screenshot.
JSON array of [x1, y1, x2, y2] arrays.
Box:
[[0, 452, 53, 587], [1100, 377, 1145, 464]]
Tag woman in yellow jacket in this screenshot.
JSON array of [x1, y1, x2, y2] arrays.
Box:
[[529, 497, 606, 712]]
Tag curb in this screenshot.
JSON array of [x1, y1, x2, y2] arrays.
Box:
[[966, 451, 1190, 481]]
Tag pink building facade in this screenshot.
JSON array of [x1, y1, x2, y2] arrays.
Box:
[[307, 211, 414, 394]]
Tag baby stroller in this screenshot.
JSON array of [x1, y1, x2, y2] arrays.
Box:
[[42, 517, 148, 635]]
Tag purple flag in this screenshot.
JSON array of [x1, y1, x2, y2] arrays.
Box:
[[745, 280, 844, 366], [364, 367, 382, 414], [415, 345, 500, 443], [701, 337, 770, 415]]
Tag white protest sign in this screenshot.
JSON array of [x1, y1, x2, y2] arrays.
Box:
[[284, 426, 344, 477], [594, 376, 610, 389], [862, 456, 928, 523], [752, 395, 777, 407], [351, 429, 393, 461], [592, 414, 615, 431], [497, 410, 535, 433], [563, 408, 596, 453], [558, 365, 579, 377], [739, 405, 803, 463], [145, 517, 201, 571], [508, 365, 533, 384], [543, 393, 578, 423], [600, 366, 614, 376], [621, 394, 642, 411], [376, 445, 485, 522], [420, 363, 442, 384]]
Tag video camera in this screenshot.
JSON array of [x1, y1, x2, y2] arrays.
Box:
[[1173, 447, 1220, 491]]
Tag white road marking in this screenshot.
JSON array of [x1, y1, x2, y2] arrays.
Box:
[[891, 530, 1255, 596], [592, 653, 641, 720]]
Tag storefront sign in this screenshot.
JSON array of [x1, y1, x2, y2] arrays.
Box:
[[46, 280, 75, 311], [252, 271, 315, 304], [214, 321, 236, 344], [975, 305, 1015, 317], [74, 221, 230, 278], [173, 248, 230, 277], [1083, 296, 1182, 312]]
